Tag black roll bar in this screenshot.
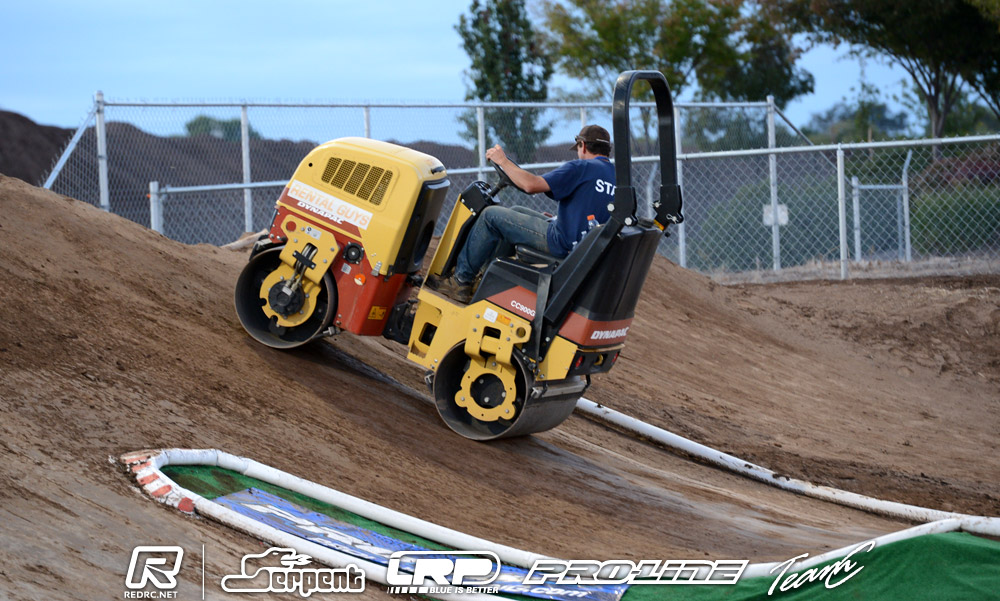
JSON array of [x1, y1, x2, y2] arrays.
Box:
[[610, 70, 684, 229]]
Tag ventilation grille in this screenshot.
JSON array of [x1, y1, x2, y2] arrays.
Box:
[[320, 157, 392, 206]]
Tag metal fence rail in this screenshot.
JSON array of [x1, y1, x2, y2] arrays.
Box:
[[44, 95, 1000, 281], [678, 135, 1000, 278]]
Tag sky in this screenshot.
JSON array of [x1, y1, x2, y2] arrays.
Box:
[[0, 0, 912, 135]]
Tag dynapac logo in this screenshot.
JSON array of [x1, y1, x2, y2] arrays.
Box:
[[590, 327, 629, 341]]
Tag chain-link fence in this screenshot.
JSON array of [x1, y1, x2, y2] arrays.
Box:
[[682, 138, 1000, 279], [44, 95, 1000, 280]]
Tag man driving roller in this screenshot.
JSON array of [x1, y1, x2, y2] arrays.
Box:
[[436, 124, 615, 303]]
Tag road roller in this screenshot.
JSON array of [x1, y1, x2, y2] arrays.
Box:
[[235, 71, 683, 440]]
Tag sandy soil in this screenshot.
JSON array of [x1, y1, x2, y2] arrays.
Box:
[[0, 175, 997, 600]]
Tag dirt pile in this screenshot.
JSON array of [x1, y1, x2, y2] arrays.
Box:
[[0, 175, 997, 600], [0, 111, 73, 185]]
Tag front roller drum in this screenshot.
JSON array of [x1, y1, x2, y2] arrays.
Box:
[[234, 245, 337, 349], [432, 343, 582, 441]]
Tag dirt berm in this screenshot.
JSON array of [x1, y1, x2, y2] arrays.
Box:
[[0, 174, 997, 600]]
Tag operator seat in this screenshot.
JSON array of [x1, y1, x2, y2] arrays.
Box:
[[514, 244, 561, 267]]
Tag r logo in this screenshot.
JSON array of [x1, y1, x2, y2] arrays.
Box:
[[125, 546, 184, 590]]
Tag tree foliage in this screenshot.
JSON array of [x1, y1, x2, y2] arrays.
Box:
[[455, 0, 553, 162], [711, 9, 815, 108], [185, 115, 260, 142], [538, 0, 813, 107], [762, 0, 999, 138], [803, 100, 909, 143], [961, 0, 1000, 120]]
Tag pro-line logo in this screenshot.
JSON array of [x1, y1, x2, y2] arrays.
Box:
[[385, 550, 501, 595], [525, 558, 748, 585]]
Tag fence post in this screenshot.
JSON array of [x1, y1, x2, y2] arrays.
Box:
[[580, 107, 586, 130], [896, 188, 905, 261], [95, 91, 110, 212], [477, 105, 486, 181], [363, 106, 371, 138], [837, 146, 849, 280], [902, 150, 913, 262], [674, 105, 687, 268], [766, 95, 780, 271], [241, 105, 253, 233], [644, 168, 655, 220], [149, 181, 163, 234], [852, 176, 862, 262]]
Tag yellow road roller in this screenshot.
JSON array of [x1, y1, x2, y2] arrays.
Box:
[[235, 71, 683, 440]]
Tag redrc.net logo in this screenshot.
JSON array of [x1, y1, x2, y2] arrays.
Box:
[[124, 546, 184, 599]]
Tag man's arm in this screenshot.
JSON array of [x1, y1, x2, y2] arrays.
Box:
[[485, 145, 550, 194]]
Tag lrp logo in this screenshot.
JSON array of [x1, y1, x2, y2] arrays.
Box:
[[124, 546, 183, 598], [386, 550, 500, 595]]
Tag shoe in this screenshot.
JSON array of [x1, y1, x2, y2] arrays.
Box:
[[435, 275, 473, 304]]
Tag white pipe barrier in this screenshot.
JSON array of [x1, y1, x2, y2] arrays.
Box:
[[741, 516, 1000, 579], [123, 448, 552, 570], [575, 398, 1000, 530], [124, 449, 538, 600], [123, 444, 1000, 591]]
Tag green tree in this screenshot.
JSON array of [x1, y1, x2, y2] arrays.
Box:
[[961, 0, 1000, 121], [185, 115, 261, 142], [802, 100, 909, 143], [539, 0, 812, 160], [538, 0, 812, 106], [456, 0, 553, 162], [803, 64, 910, 143], [711, 9, 814, 108], [899, 80, 1000, 137], [762, 0, 996, 139]]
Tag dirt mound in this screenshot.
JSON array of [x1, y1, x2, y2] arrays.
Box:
[[1, 175, 997, 599], [0, 111, 73, 185], [594, 265, 1000, 514]]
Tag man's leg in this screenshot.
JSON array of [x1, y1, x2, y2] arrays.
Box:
[[487, 206, 551, 265], [454, 205, 549, 283]]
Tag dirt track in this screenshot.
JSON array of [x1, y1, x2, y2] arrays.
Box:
[[0, 175, 998, 600]]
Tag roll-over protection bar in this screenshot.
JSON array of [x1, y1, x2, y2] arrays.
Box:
[[610, 70, 684, 230]]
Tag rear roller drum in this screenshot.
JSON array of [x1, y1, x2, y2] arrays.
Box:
[[234, 246, 337, 349]]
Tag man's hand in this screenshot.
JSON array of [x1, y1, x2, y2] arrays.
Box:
[[485, 144, 509, 166], [483, 144, 550, 194]]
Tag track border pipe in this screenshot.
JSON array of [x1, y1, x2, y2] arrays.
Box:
[[122, 445, 1000, 592], [575, 398, 1000, 529]]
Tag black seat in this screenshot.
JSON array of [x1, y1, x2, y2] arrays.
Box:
[[514, 244, 561, 266]]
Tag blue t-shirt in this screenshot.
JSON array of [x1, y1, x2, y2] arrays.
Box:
[[541, 157, 615, 256]]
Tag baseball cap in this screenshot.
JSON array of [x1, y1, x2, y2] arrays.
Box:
[[571, 125, 612, 150]]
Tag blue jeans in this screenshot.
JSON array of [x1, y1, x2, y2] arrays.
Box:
[[455, 205, 550, 283]]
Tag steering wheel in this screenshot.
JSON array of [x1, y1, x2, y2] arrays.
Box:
[[488, 159, 526, 195]]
